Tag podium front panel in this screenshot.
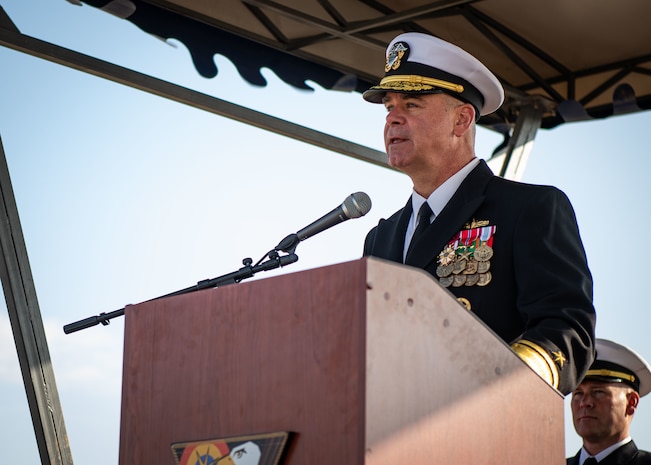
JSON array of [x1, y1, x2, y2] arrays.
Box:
[[119, 258, 565, 465], [119, 259, 369, 464]]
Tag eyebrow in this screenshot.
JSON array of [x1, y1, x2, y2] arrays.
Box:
[[382, 93, 425, 104]]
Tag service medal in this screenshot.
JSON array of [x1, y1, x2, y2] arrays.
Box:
[[474, 243, 494, 261], [452, 258, 467, 274], [477, 260, 491, 274], [436, 263, 453, 278], [463, 258, 478, 275], [464, 273, 480, 286], [438, 244, 456, 266], [477, 271, 492, 286], [452, 274, 467, 287], [439, 275, 454, 288]]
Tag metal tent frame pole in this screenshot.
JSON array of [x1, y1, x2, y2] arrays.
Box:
[[0, 136, 74, 465]]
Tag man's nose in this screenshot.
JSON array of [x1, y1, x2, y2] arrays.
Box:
[[579, 394, 594, 407], [386, 107, 405, 125]]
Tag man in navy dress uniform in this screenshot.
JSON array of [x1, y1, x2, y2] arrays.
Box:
[[568, 339, 651, 464], [362, 32, 595, 395]]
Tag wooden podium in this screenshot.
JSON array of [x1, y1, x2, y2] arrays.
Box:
[[118, 257, 565, 465]]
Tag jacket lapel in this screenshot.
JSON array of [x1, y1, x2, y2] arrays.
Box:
[[599, 441, 638, 464], [566, 452, 580, 465], [370, 198, 412, 263]]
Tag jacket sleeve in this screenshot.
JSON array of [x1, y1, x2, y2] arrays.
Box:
[[511, 186, 596, 395]]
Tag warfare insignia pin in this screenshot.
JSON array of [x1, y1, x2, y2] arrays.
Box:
[[465, 218, 490, 229], [385, 41, 409, 72]]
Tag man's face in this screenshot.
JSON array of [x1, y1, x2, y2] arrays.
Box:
[[382, 92, 459, 172], [570, 380, 636, 445]]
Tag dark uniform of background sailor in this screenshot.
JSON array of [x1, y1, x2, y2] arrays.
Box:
[[362, 31, 596, 395]]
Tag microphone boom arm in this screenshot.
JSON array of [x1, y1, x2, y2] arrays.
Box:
[[63, 252, 298, 334]]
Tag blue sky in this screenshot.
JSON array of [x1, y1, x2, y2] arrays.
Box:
[[1, 1, 650, 463]]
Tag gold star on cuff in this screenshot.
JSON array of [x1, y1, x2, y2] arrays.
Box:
[[551, 350, 566, 368]]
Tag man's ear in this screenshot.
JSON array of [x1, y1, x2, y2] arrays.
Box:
[[453, 104, 475, 136], [626, 391, 640, 415]]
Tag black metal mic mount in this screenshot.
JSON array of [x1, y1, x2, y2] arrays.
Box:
[[63, 251, 298, 334]]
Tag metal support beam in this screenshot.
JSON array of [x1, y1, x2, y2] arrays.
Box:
[[0, 9, 389, 170], [486, 100, 544, 181], [0, 136, 74, 465], [240, 0, 476, 44]]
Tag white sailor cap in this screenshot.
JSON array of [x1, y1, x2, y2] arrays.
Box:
[[583, 339, 651, 397], [363, 32, 504, 118]]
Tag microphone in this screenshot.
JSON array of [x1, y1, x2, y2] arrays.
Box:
[[275, 192, 372, 252]]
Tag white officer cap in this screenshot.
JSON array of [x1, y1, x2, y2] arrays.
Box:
[[583, 338, 651, 397], [363, 32, 504, 118]]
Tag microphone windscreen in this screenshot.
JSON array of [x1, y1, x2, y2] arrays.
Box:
[[343, 192, 372, 219]]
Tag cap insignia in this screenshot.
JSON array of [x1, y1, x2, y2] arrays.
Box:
[[385, 41, 409, 72]]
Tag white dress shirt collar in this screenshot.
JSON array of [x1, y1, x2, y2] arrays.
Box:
[[579, 437, 632, 464], [403, 157, 480, 260]]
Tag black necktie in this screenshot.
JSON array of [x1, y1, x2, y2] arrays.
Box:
[[408, 202, 433, 254], [583, 458, 598, 465]]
